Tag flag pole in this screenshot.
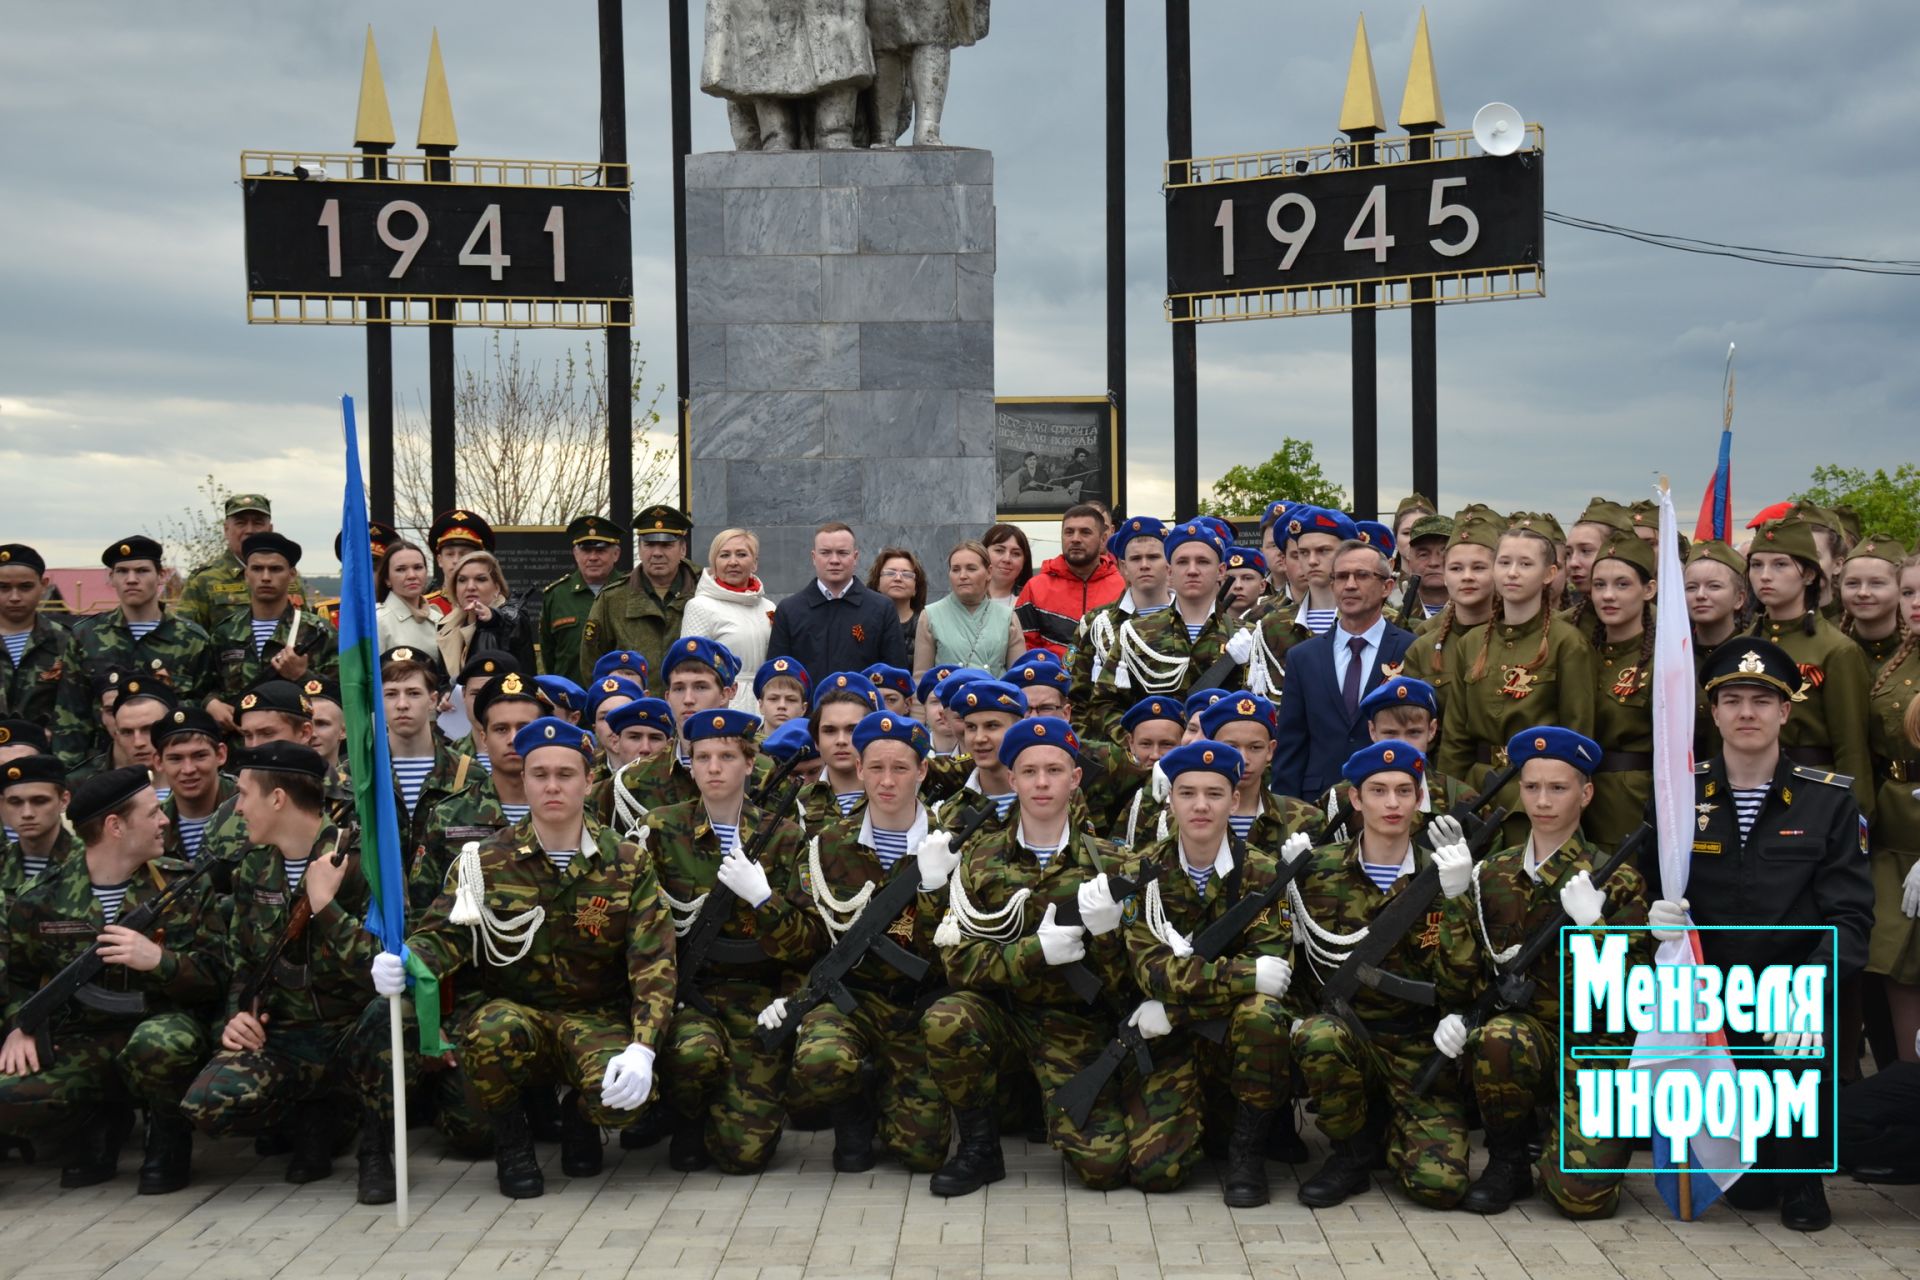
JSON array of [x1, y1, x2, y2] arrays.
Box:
[[389, 990, 409, 1227], [1676, 1135, 1692, 1220]]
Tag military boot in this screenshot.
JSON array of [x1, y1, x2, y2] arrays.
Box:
[[559, 1090, 604, 1177], [1222, 1104, 1275, 1208], [284, 1102, 335, 1184], [136, 1108, 193, 1195], [524, 1086, 564, 1143], [618, 1106, 671, 1150], [1264, 1105, 1309, 1164], [830, 1095, 878, 1174], [1781, 1176, 1831, 1233], [1296, 1134, 1377, 1208], [929, 1107, 1005, 1197], [668, 1108, 710, 1172], [490, 1107, 545, 1199], [356, 1111, 396, 1206], [1460, 1131, 1535, 1215], [61, 1105, 132, 1189]]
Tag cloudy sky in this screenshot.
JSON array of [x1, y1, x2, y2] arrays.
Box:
[[3, 1, 1916, 573]]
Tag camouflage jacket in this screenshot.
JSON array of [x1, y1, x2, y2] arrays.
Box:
[[1113, 786, 1320, 856], [412, 770, 510, 913], [338, 737, 481, 861], [1, 614, 79, 736], [801, 807, 946, 993], [609, 747, 773, 816], [795, 778, 865, 835], [208, 603, 339, 702], [177, 554, 308, 634], [0, 827, 83, 984], [1123, 834, 1294, 1022], [4, 847, 224, 1035], [1077, 739, 1149, 835], [161, 775, 238, 861], [223, 825, 374, 1028], [578, 562, 701, 688], [643, 797, 819, 986], [1289, 837, 1446, 1030], [1241, 608, 1315, 703], [1307, 768, 1479, 843], [58, 608, 216, 762], [1086, 606, 1238, 745], [408, 817, 677, 1045]]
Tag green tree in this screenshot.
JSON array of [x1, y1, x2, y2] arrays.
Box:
[[1197, 438, 1347, 518], [1794, 463, 1920, 547]]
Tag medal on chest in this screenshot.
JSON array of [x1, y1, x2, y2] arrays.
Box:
[[1416, 910, 1443, 949], [1497, 666, 1537, 700], [575, 895, 612, 937], [1611, 665, 1641, 700]]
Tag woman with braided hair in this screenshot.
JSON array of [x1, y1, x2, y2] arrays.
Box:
[[1401, 505, 1503, 722], [1861, 546, 1920, 1060], [1567, 534, 1660, 847]]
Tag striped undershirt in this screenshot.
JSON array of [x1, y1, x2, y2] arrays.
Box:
[[1137, 601, 1172, 617], [127, 620, 161, 641], [709, 822, 741, 857], [154, 787, 171, 804], [249, 616, 278, 655], [988, 793, 1016, 819], [175, 816, 211, 859], [1187, 863, 1214, 895], [393, 757, 434, 814], [1228, 814, 1255, 841], [546, 848, 578, 872], [284, 858, 309, 892], [1731, 786, 1769, 840], [501, 803, 530, 824], [19, 852, 49, 880], [1185, 621, 1205, 642], [835, 791, 863, 816], [1024, 838, 1064, 870], [92, 880, 131, 923], [1302, 608, 1337, 636], [479, 754, 494, 775], [870, 827, 912, 871], [1423, 601, 1445, 619], [1360, 861, 1408, 892], [0, 632, 28, 665]]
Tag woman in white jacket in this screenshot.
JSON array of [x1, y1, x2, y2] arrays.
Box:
[[678, 527, 770, 711]]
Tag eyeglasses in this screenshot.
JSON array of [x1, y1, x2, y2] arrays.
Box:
[[878, 568, 917, 581], [1331, 570, 1391, 585]]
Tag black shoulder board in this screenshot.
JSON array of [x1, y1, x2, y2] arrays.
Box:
[[1791, 764, 1854, 789], [1693, 762, 1710, 774]]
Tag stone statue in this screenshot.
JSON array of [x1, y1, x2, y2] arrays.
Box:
[[702, 0, 989, 151]]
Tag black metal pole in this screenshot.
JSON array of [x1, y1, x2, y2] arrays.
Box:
[[359, 145, 394, 525], [1347, 129, 1378, 521], [669, 0, 693, 513], [1105, 0, 1127, 515], [1165, 0, 1197, 520], [601, 0, 633, 527], [424, 145, 456, 517], [1407, 125, 1438, 504]]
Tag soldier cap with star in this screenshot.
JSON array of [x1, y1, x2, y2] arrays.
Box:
[[301, 676, 342, 706], [532, 675, 587, 716], [116, 674, 179, 712], [662, 635, 739, 686], [230, 741, 329, 779], [1701, 636, 1803, 700], [0, 719, 49, 751], [1575, 497, 1635, 534], [914, 665, 955, 704], [1006, 659, 1071, 695], [568, 514, 626, 547], [605, 696, 675, 737], [589, 649, 649, 687], [1358, 676, 1438, 721], [754, 657, 813, 701], [1507, 726, 1603, 776], [1685, 539, 1747, 578], [512, 715, 597, 762], [1594, 532, 1657, 579], [1183, 688, 1230, 720], [1844, 532, 1908, 567], [1107, 516, 1168, 560], [852, 710, 931, 758], [475, 670, 552, 723], [1342, 739, 1426, 786], [1506, 511, 1567, 543], [149, 706, 223, 749], [429, 508, 494, 552], [1393, 493, 1437, 523], [0, 753, 66, 791], [455, 651, 521, 686], [240, 531, 302, 567], [997, 715, 1080, 766], [1198, 693, 1279, 740], [101, 535, 163, 568], [1163, 522, 1226, 562], [633, 503, 692, 544], [863, 663, 914, 700], [1121, 695, 1187, 736], [683, 707, 761, 743], [1353, 522, 1396, 556], [1748, 516, 1824, 567], [1224, 545, 1269, 575], [953, 680, 1026, 719], [1446, 504, 1506, 552], [0, 544, 46, 574], [1160, 739, 1245, 786], [236, 678, 313, 721], [585, 673, 645, 720], [931, 667, 992, 708], [332, 521, 399, 561], [1286, 506, 1359, 544], [68, 766, 154, 827], [381, 646, 446, 687], [812, 670, 884, 712]]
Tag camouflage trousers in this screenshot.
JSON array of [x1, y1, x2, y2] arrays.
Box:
[[788, 988, 949, 1172], [181, 1021, 361, 1136], [0, 1013, 208, 1139], [455, 997, 637, 1128], [1128, 994, 1293, 1192], [373, 996, 491, 1156], [1292, 1013, 1469, 1209], [923, 991, 1133, 1191], [664, 977, 788, 1175]]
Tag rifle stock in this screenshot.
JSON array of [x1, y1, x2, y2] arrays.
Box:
[[675, 767, 810, 1014]]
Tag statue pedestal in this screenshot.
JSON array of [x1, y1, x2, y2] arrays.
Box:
[[686, 148, 997, 598]]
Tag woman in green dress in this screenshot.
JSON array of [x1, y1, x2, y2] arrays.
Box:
[[1567, 533, 1657, 847]]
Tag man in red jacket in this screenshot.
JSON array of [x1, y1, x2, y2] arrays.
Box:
[[1014, 504, 1126, 659]]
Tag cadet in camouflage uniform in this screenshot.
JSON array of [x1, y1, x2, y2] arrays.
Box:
[[0, 768, 221, 1194], [614, 637, 772, 816], [1308, 679, 1477, 833], [175, 494, 308, 632], [57, 536, 215, 765], [151, 708, 234, 861], [648, 708, 819, 1174], [924, 716, 1135, 1196], [205, 533, 338, 723], [1122, 741, 1301, 1205], [1430, 728, 1651, 1219], [1086, 524, 1237, 743], [794, 673, 882, 832], [372, 647, 481, 901], [579, 504, 701, 688], [1066, 517, 1171, 729], [539, 515, 626, 679], [412, 675, 540, 911], [1290, 741, 1469, 1210], [1011, 655, 1147, 833], [381, 715, 677, 1199], [0, 752, 79, 981], [759, 711, 952, 1173], [928, 679, 1027, 837], [0, 544, 81, 737], [594, 696, 676, 839]]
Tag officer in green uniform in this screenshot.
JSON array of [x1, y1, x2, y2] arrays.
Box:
[[539, 514, 626, 679], [0, 544, 81, 736], [205, 533, 337, 728], [176, 495, 308, 632], [579, 504, 700, 688], [0, 767, 222, 1194], [1086, 524, 1237, 743]]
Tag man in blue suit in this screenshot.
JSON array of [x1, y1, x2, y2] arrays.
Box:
[[1271, 539, 1415, 800]]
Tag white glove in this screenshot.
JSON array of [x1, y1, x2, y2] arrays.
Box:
[[1077, 874, 1124, 937], [1559, 871, 1607, 927], [1225, 628, 1256, 665], [1427, 814, 1465, 848], [914, 830, 960, 893], [1128, 1000, 1173, 1040], [371, 952, 407, 997], [1648, 897, 1690, 942], [1765, 1030, 1824, 1060], [1432, 839, 1473, 900], [1280, 831, 1313, 865], [1433, 1013, 1468, 1059], [1254, 954, 1292, 998], [1902, 860, 1920, 919], [717, 848, 772, 908], [600, 1043, 656, 1111], [1036, 903, 1087, 966], [755, 997, 789, 1032]]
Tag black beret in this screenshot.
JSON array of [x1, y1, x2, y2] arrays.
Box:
[[68, 766, 152, 827], [300, 676, 342, 705], [115, 674, 179, 712], [0, 545, 46, 574], [380, 647, 445, 686], [241, 531, 302, 567], [0, 753, 66, 791], [457, 651, 522, 685], [0, 719, 49, 752], [102, 536, 164, 568], [230, 741, 329, 779], [237, 679, 313, 720], [473, 669, 549, 724], [149, 706, 223, 749]]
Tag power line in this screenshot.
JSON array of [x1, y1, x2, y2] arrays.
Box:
[[1545, 211, 1920, 276]]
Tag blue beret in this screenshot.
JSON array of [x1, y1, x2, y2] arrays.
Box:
[[1121, 695, 1186, 735], [762, 719, 818, 763], [532, 675, 586, 716], [1354, 520, 1396, 555], [586, 674, 645, 719], [1009, 649, 1056, 669], [1507, 726, 1603, 775], [1107, 515, 1168, 560], [997, 715, 1081, 767], [513, 716, 596, 762], [813, 670, 884, 711], [1198, 693, 1279, 740], [1196, 516, 1236, 545], [663, 636, 739, 685], [1159, 739, 1245, 786], [1262, 499, 1298, 530], [916, 664, 957, 703], [590, 650, 649, 687], [1184, 688, 1230, 720], [852, 710, 931, 758], [605, 696, 675, 737], [1224, 545, 1268, 575], [863, 663, 914, 700], [753, 657, 811, 700], [1006, 658, 1071, 694], [683, 707, 761, 743], [930, 666, 991, 707], [1358, 677, 1438, 721], [1164, 522, 1226, 562], [1342, 739, 1426, 786], [1286, 506, 1359, 543], [953, 680, 1027, 718]]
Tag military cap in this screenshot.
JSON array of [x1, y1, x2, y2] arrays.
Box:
[[953, 680, 1026, 719], [381, 646, 445, 686], [240, 531, 302, 567], [589, 649, 650, 687], [1782, 501, 1845, 538], [1393, 493, 1437, 523], [763, 719, 818, 764], [230, 741, 329, 779], [568, 514, 625, 547], [0, 754, 65, 791], [1701, 637, 1802, 700], [0, 544, 47, 574], [683, 708, 761, 744], [585, 674, 645, 719], [1196, 516, 1238, 546], [532, 674, 587, 716], [1506, 511, 1566, 543], [662, 636, 739, 686], [1686, 539, 1747, 578], [1122, 695, 1187, 735], [1626, 499, 1659, 531], [476, 670, 551, 724], [149, 706, 223, 749], [633, 503, 692, 544], [68, 766, 153, 827], [1009, 649, 1057, 670], [1845, 532, 1908, 567], [1263, 500, 1300, 533], [332, 521, 399, 561], [1358, 676, 1438, 721], [1164, 522, 1227, 562], [513, 715, 597, 762], [1184, 688, 1231, 720], [812, 670, 884, 712], [997, 715, 1080, 767], [1594, 533, 1657, 579], [1507, 726, 1602, 776], [456, 652, 521, 686], [236, 678, 312, 720], [754, 657, 813, 701], [0, 719, 50, 751], [1749, 516, 1824, 566], [1108, 516, 1168, 559], [853, 710, 931, 759], [1406, 513, 1454, 544], [863, 663, 914, 701], [301, 676, 342, 706], [1342, 739, 1426, 786], [1287, 506, 1359, 543], [224, 494, 271, 517], [1832, 504, 1864, 545], [116, 674, 178, 712], [1198, 693, 1279, 741], [1006, 659, 1071, 695], [915, 664, 958, 704], [101, 535, 163, 568], [1575, 497, 1635, 534], [429, 508, 495, 552], [1159, 739, 1245, 786], [1746, 500, 1793, 529], [1225, 545, 1269, 576], [931, 668, 992, 708], [1447, 504, 1506, 552], [1354, 521, 1396, 555], [605, 696, 675, 737]]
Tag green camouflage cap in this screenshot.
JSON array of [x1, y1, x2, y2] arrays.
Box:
[[225, 493, 271, 517], [1406, 513, 1453, 543]]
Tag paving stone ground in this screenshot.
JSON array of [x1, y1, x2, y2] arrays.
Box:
[[3, 1125, 1919, 1280]]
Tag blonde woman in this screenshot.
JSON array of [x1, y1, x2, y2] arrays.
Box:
[[434, 550, 531, 679], [678, 527, 770, 711]]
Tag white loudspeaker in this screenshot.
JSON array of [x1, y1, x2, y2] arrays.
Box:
[[1472, 103, 1525, 156]]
